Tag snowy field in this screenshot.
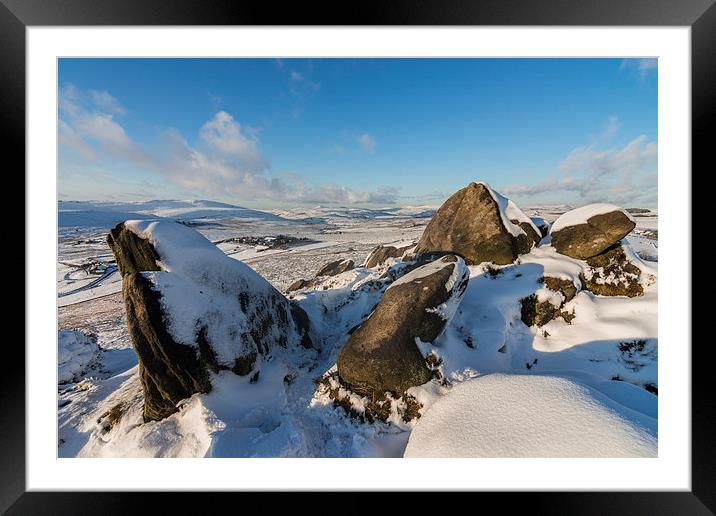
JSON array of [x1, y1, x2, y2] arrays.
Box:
[[57, 199, 658, 458]]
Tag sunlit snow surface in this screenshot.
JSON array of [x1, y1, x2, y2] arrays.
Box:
[[57, 200, 658, 458]]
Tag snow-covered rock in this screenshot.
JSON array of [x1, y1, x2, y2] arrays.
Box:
[[108, 220, 314, 421], [550, 204, 636, 259], [316, 259, 355, 277], [580, 240, 654, 297], [58, 330, 101, 384], [337, 255, 469, 396], [414, 182, 536, 265], [363, 243, 413, 268], [404, 373, 657, 457]]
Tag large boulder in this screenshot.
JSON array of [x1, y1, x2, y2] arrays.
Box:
[[108, 220, 313, 421], [414, 182, 538, 265], [550, 204, 636, 260], [337, 255, 470, 396], [364, 244, 413, 268]]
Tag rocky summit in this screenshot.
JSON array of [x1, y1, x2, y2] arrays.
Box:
[[414, 182, 535, 265]]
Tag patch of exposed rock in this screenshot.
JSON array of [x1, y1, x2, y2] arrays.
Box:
[[316, 258, 355, 277], [520, 276, 579, 327], [364, 244, 413, 268], [580, 242, 647, 297]]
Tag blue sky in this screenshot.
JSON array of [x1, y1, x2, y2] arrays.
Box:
[[58, 58, 657, 209]]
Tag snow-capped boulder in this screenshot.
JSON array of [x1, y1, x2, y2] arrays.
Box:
[[403, 374, 657, 457], [108, 220, 313, 421], [550, 204, 636, 259], [337, 255, 469, 397], [580, 241, 651, 297], [58, 330, 101, 384], [316, 258, 355, 277], [364, 244, 413, 268], [414, 182, 538, 265]]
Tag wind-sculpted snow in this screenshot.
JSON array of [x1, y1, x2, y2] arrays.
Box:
[[404, 374, 657, 457]]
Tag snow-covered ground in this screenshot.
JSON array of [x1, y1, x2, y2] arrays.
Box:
[[57, 200, 658, 458]]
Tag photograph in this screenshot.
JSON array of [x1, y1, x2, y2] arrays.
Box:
[[56, 57, 660, 459]]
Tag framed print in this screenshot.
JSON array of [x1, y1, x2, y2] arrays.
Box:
[[3, 0, 713, 512]]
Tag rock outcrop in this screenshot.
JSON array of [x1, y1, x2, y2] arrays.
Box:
[[580, 242, 646, 297], [108, 220, 313, 421], [550, 205, 636, 260], [316, 259, 355, 277], [414, 182, 536, 265], [520, 276, 579, 327], [364, 244, 413, 268], [337, 255, 469, 396]]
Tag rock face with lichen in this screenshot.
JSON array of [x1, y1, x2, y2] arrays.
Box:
[[520, 276, 580, 327], [550, 205, 636, 260], [580, 242, 647, 297], [108, 220, 313, 421], [336, 255, 469, 397], [414, 182, 536, 265]]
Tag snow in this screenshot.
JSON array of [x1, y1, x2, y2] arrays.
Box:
[[551, 203, 635, 233], [59, 199, 286, 228], [389, 255, 466, 291], [404, 373, 656, 457], [58, 330, 101, 384], [58, 198, 659, 459]]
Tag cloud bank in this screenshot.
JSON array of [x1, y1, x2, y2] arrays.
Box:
[[501, 134, 657, 206], [59, 85, 399, 206]]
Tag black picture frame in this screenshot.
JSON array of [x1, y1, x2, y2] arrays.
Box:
[[3, 0, 711, 513]]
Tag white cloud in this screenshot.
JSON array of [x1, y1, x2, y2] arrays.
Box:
[[89, 90, 126, 116], [199, 111, 268, 172], [602, 116, 620, 139], [501, 134, 657, 206], [59, 84, 397, 206], [620, 58, 658, 81], [356, 133, 377, 153]]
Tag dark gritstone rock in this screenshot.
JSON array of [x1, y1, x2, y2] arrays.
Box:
[[337, 255, 469, 397], [123, 273, 212, 421], [511, 219, 541, 245], [108, 220, 314, 421], [286, 278, 315, 293], [543, 276, 578, 302], [316, 259, 355, 277], [364, 244, 413, 268], [107, 222, 161, 276], [551, 210, 636, 260], [520, 276, 580, 327], [414, 182, 532, 265], [580, 243, 644, 297]]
